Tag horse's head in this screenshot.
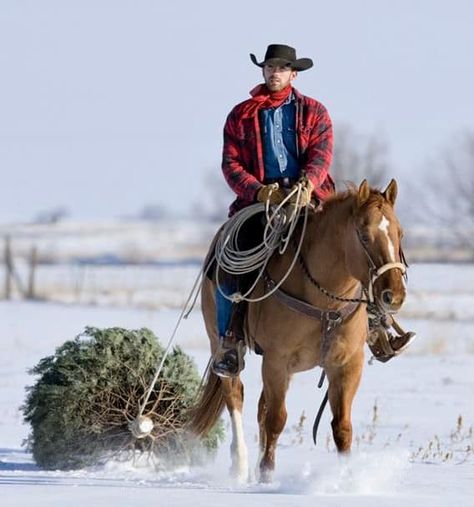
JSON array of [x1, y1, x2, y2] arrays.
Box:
[[348, 179, 407, 313]]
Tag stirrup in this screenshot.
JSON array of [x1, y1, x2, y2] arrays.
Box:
[[211, 335, 246, 378], [367, 316, 416, 363]]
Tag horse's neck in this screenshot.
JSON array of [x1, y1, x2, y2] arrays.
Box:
[[302, 199, 359, 296]]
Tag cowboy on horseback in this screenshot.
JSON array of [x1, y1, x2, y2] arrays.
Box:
[[212, 44, 414, 378]]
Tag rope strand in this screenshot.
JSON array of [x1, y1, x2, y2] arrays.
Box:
[[215, 182, 309, 303], [133, 182, 310, 433], [137, 263, 206, 419]]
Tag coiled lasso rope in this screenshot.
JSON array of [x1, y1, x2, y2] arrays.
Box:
[[215, 181, 310, 303], [131, 181, 310, 437]]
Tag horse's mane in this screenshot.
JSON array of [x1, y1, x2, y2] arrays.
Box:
[[320, 183, 387, 215], [323, 184, 357, 207]]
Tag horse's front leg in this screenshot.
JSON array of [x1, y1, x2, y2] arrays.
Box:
[[222, 376, 249, 482], [325, 348, 364, 453], [258, 356, 290, 483]]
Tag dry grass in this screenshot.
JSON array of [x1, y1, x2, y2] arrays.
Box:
[[410, 415, 474, 464], [321, 401, 473, 466], [290, 411, 307, 446]]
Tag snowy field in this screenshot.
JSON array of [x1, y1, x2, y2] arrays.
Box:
[[0, 263, 473, 506]]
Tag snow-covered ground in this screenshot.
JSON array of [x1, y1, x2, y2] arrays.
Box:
[[0, 263, 473, 506]]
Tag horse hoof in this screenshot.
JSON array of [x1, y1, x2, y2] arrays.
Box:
[[229, 465, 249, 484], [259, 468, 273, 484]]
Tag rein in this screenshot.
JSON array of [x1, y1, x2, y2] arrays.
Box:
[[297, 252, 368, 305], [296, 229, 408, 307]]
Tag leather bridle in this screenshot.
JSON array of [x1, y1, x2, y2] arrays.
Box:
[[355, 229, 408, 305]]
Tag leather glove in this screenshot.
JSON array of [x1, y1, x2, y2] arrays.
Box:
[[289, 178, 314, 207], [256, 183, 286, 205]]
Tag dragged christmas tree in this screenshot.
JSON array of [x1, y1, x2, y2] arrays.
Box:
[[22, 327, 224, 470]]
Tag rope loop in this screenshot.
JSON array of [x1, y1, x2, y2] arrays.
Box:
[[215, 182, 310, 303]]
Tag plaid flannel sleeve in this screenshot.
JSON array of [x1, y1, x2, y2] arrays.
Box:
[[302, 104, 334, 189], [221, 111, 262, 202]]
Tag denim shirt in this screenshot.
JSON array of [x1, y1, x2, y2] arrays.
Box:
[[259, 93, 299, 180]]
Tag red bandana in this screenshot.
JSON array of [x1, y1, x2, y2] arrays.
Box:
[[241, 83, 293, 118]]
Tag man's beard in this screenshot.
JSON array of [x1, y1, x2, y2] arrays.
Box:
[[266, 78, 286, 91]]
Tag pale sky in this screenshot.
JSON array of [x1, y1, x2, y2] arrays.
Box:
[[1, 0, 473, 222]]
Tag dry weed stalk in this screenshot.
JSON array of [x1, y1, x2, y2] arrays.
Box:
[[410, 415, 474, 464], [290, 411, 307, 445]]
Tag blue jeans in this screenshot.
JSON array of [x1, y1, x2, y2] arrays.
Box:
[[215, 211, 265, 338], [216, 280, 236, 338]]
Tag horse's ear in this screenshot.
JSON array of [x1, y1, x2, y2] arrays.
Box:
[[383, 179, 398, 206], [357, 179, 371, 208]]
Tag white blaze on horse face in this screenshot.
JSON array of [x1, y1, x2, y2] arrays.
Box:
[[378, 215, 396, 262], [230, 409, 248, 482]]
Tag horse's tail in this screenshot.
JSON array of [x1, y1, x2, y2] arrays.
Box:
[[187, 367, 225, 437]]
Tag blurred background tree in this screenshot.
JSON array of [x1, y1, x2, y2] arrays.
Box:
[[33, 206, 70, 225], [331, 123, 391, 190], [417, 130, 474, 258], [191, 168, 234, 222]]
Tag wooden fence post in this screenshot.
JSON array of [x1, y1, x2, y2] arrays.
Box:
[[4, 236, 12, 300], [3, 236, 27, 300], [27, 246, 38, 299]]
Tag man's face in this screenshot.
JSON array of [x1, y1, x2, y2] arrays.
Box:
[[263, 63, 297, 91]]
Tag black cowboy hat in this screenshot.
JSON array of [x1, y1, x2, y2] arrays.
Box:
[[250, 44, 313, 72]]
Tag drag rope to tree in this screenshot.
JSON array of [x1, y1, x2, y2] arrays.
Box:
[[132, 181, 310, 437]]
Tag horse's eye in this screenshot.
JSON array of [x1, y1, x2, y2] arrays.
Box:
[[360, 232, 370, 244]]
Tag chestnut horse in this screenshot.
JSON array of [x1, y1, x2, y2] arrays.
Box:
[[189, 180, 407, 483]]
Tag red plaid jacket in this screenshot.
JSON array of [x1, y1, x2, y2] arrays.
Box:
[[222, 87, 334, 216]]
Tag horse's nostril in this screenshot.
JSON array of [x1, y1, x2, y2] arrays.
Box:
[[382, 290, 393, 305]]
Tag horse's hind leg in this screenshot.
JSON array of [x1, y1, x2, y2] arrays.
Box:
[[326, 350, 364, 453], [222, 376, 248, 482], [258, 357, 290, 483], [256, 390, 267, 477]]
